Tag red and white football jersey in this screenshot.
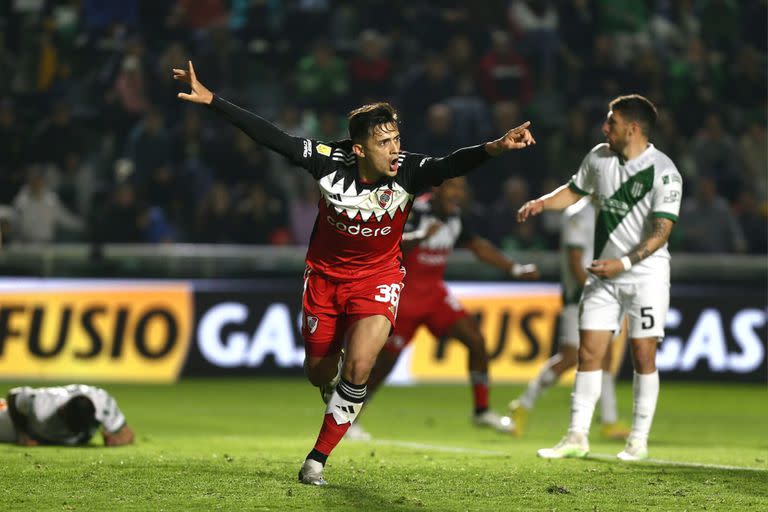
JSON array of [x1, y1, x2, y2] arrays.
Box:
[[298, 140, 452, 281], [401, 196, 473, 289]]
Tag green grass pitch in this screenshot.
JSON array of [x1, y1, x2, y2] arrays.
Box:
[[1, 378, 765, 511]]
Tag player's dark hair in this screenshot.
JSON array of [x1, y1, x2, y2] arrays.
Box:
[[60, 396, 97, 434], [348, 102, 399, 142], [609, 94, 658, 137]]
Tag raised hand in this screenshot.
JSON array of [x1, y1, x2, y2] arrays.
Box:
[[486, 121, 536, 156], [517, 198, 545, 223], [173, 60, 213, 105]]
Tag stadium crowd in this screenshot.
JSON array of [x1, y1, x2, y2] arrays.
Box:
[[0, 0, 764, 254]]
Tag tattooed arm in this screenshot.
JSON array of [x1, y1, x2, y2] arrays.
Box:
[[587, 217, 675, 279], [627, 217, 674, 265]]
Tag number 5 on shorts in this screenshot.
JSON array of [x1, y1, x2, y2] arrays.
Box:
[[640, 306, 654, 330]]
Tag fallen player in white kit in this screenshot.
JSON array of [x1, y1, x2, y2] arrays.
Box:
[[0, 384, 134, 446]]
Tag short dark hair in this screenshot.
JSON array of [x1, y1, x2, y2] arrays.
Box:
[[609, 94, 658, 136], [61, 396, 97, 434], [348, 102, 399, 142]]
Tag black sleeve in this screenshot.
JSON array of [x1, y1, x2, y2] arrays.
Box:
[[456, 214, 476, 247], [398, 145, 491, 194], [207, 95, 332, 178]]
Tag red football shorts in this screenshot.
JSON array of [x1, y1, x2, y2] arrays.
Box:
[[384, 282, 467, 354], [301, 266, 406, 358]]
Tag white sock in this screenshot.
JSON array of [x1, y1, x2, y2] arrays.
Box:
[[630, 370, 659, 442], [600, 372, 619, 424], [519, 366, 557, 410], [326, 378, 366, 425], [568, 370, 602, 435]]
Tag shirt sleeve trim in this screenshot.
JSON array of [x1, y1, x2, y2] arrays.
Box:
[[568, 180, 589, 196], [653, 212, 678, 222]]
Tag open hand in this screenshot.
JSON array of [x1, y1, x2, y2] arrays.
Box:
[[104, 425, 135, 447], [517, 198, 544, 223], [173, 61, 213, 105]]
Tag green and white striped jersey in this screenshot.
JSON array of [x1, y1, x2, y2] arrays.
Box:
[[560, 198, 595, 304], [568, 143, 682, 284]]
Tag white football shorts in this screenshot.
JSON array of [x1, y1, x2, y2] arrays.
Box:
[[579, 276, 669, 340]]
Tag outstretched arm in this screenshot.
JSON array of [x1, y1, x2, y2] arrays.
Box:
[[415, 122, 536, 187], [517, 184, 584, 222], [173, 61, 303, 161], [588, 217, 675, 279], [464, 236, 539, 279]]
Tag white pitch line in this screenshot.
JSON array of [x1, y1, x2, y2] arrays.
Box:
[[369, 439, 767, 472], [372, 439, 506, 456], [589, 453, 768, 473]]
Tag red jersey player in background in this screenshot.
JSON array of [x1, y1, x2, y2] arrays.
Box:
[[347, 177, 539, 441], [173, 61, 535, 485]]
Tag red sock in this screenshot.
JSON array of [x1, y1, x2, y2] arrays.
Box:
[[313, 413, 351, 456], [473, 382, 489, 413]]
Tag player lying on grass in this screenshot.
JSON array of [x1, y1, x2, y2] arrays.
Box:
[[509, 199, 630, 440], [346, 177, 538, 441], [518, 94, 681, 461], [0, 384, 134, 447], [174, 61, 536, 485]]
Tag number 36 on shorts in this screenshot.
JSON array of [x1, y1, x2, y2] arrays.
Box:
[[373, 283, 402, 307]]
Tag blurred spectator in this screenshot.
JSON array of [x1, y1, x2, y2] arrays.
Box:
[[110, 53, 150, 136], [397, 51, 456, 136], [738, 121, 768, 201], [733, 189, 768, 255], [12, 165, 84, 243], [295, 39, 349, 109], [478, 30, 533, 104], [125, 108, 173, 181], [678, 177, 746, 253], [666, 37, 724, 135], [556, 0, 596, 74], [195, 183, 236, 243], [698, 0, 740, 52], [289, 176, 321, 247], [547, 108, 594, 183], [489, 176, 547, 251], [348, 30, 392, 105], [508, 0, 560, 77], [411, 103, 458, 156], [691, 113, 741, 200], [94, 182, 146, 243], [233, 181, 290, 245], [0, 99, 26, 203], [595, 0, 651, 64], [169, 0, 228, 32], [30, 101, 84, 171]]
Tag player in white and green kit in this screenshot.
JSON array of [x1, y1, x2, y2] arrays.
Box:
[[518, 94, 682, 461], [509, 199, 630, 440], [0, 384, 134, 446]]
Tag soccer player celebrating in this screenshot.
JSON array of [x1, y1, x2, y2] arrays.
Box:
[[0, 384, 134, 446], [509, 199, 630, 439], [346, 176, 538, 440], [517, 94, 682, 461], [174, 61, 536, 485]]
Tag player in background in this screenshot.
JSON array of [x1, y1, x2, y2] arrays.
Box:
[[346, 177, 539, 441], [509, 199, 630, 439], [0, 384, 134, 446], [174, 61, 536, 485], [518, 94, 682, 461]]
